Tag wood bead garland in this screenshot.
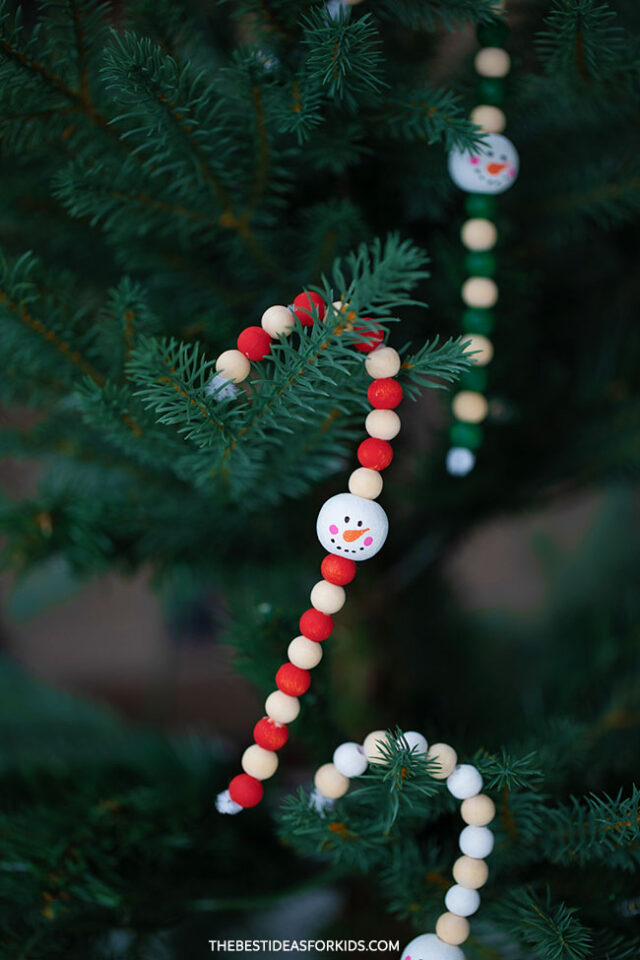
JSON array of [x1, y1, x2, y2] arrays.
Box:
[[216, 294, 406, 812], [309, 727, 494, 957], [446, 8, 518, 476]]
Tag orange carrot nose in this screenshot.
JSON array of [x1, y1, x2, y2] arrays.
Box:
[[487, 162, 508, 175], [343, 527, 370, 542]]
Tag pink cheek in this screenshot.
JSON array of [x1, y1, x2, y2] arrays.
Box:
[[469, 156, 479, 165], [509, 168, 516, 177], [329, 524, 339, 535], [364, 536, 373, 546]]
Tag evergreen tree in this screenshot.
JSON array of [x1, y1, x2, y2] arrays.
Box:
[[1, 1, 639, 958]]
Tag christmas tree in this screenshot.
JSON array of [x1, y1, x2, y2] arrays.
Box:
[[1, 0, 640, 957]]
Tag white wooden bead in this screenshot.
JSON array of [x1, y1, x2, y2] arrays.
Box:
[[435, 912, 470, 946], [265, 690, 300, 724], [310, 579, 346, 615], [261, 304, 294, 338], [453, 855, 489, 889], [241, 744, 279, 780], [401, 934, 465, 960], [475, 47, 511, 78], [333, 742, 368, 778], [348, 467, 383, 500], [447, 764, 484, 799], [461, 218, 497, 251], [427, 742, 458, 779], [452, 391, 489, 424], [459, 825, 495, 859], [365, 409, 401, 441], [462, 277, 498, 308], [463, 334, 494, 366], [288, 635, 323, 670], [397, 730, 428, 756], [471, 104, 506, 134], [445, 884, 480, 918], [215, 349, 251, 383], [314, 762, 350, 799], [365, 346, 401, 379], [461, 794, 496, 826], [363, 729, 389, 764]]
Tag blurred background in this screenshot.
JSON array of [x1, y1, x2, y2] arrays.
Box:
[[1, 0, 640, 958]]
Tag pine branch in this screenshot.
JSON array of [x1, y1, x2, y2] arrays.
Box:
[[376, 86, 486, 152], [537, 0, 629, 83], [500, 888, 593, 960], [540, 787, 640, 868], [372, 0, 502, 32]]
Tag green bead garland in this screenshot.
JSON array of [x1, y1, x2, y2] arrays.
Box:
[[464, 251, 497, 277], [477, 77, 505, 105], [450, 421, 484, 450], [461, 308, 495, 336], [465, 194, 497, 218]]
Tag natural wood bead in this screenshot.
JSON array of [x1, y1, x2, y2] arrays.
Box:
[[427, 742, 458, 779], [365, 346, 401, 379], [261, 305, 294, 338], [365, 409, 401, 440], [461, 794, 496, 826], [462, 277, 498, 309], [265, 690, 300, 724], [348, 467, 383, 500], [471, 104, 506, 134], [435, 912, 470, 946], [241, 744, 279, 780], [461, 218, 497, 251], [288, 635, 323, 670], [314, 762, 350, 798], [363, 729, 389, 764], [310, 579, 346, 615], [475, 47, 511, 78], [463, 334, 494, 366], [215, 349, 251, 383], [452, 391, 489, 424], [453, 855, 489, 889]]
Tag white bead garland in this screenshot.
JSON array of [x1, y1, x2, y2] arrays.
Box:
[[462, 277, 498, 309], [265, 689, 300, 724], [452, 391, 489, 424], [215, 349, 251, 383], [436, 912, 470, 946], [461, 793, 496, 826], [459, 824, 495, 859], [398, 730, 428, 755], [261, 304, 295, 338], [463, 334, 494, 366], [447, 764, 483, 799], [445, 884, 481, 917], [314, 762, 350, 799], [333, 741, 368, 777], [363, 729, 389, 764], [241, 744, 279, 780], [453, 855, 489, 889], [427, 742, 458, 779], [446, 447, 476, 477]]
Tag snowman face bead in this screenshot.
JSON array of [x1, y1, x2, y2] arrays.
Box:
[[316, 493, 388, 561], [448, 133, 519, 194], [401, 932, 465, 960]]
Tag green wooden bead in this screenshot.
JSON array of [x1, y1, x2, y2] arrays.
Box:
[[477, 19, 510, 48], [465, 251, 497, 277], [476, 77, 505, 105], [450, 421, 484, 450], [459, 367, 488, 393], [461, 308, 495, 335], [465, 194, 497, 218]]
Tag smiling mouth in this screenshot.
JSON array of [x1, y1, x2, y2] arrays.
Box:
[[343, 527, 370, 542]]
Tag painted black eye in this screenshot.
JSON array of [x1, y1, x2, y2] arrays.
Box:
[[500, 154, 507, 160], [357, 520, 363, 526], [487, 150, 494, 157], [344, 516, 350, 523]]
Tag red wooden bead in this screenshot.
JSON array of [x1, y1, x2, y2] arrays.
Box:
[[292, 291, 326, 326], [237, 326, 272, 361], [357, 437, 394, 471], [321, 554, 357, 586], [299, 608, 334, 642], [276, 662, 311, 696], [368, 378, 403, 409], [228, 773, 263, 808], [253, 716, 289, 751], [354, 320, 384, 353]]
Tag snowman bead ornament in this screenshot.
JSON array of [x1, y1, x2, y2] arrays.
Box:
[[447, 7, 518, 475], [401, 933, 465, 960], [316, 493, 389, 560]]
